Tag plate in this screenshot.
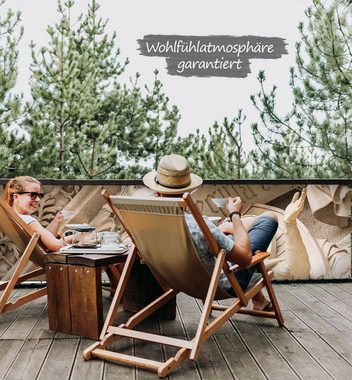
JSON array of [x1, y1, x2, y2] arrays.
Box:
[[72, 244, 98, 249], [60, 244, 130, 255], [65, 224, 90, 229]]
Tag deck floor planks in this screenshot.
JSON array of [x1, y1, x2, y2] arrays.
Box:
[[3, 339, 52, 380], [0, 340, 25, 379], [303, 283, 352, 323], [230, 312, 299, 380], [36, 338, 80, 380], [103, 338, 135, 380], [335, 282, 352, 294], [318, 283, 352, 308], [252, 311, 331, 380], [70, 338, 104, 380], [0, 290, 31, 337], [176, 293, 236, 379], [210, 299, 266, 380], [26, 305, 55, 340], [159, 296, 200, 380], [102, 300, 136, 380], [1, 293, 47, 340], [1, 283, 352, 379], [276, 285, 352, 379], [281, 284, 352, 340], [134, 317, 165, 380]]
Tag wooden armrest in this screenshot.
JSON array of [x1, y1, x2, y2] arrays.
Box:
[[229, 251, 270, 272]]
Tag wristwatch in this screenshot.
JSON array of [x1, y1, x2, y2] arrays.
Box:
[[229, 211, 241, 222]]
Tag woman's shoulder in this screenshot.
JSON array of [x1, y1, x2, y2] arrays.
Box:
[[19, 214, 37, 225]]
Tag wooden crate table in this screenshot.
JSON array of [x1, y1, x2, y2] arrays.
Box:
[[45, 251, 127, 340]]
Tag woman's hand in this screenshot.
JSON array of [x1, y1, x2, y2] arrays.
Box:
[[54, 211, 65, 223], [46, 211, 65, 236]]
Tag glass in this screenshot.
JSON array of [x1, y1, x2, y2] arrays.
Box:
[[64, 226, 97, 247], [99, 232, 119, 248]]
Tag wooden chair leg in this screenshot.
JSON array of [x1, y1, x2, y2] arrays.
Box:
[[104, 264, 122, 296], [258, 262, 284, 326], [0, 233, 39, 313], [99, 247, 137, 339], [190, 249, 226, 361], [158, 347, 190, 377]]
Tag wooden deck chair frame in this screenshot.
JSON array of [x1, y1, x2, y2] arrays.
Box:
[[0, 197, 47, 313], [83, 190, 284, 377]]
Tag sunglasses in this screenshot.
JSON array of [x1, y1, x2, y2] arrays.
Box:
[[16, 191, 45, 200]]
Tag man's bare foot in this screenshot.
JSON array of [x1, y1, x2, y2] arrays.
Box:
[[252, 290, 273, 311], [252, 299, 273, 311]]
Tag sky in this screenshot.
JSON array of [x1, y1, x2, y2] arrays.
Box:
[[6, 0, 313, 147]]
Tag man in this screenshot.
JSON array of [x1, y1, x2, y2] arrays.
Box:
[[143, 154, 278, 311]]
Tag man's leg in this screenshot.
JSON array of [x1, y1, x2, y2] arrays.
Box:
[[235, 213, 278, 309], [248, 213, 279, 309]]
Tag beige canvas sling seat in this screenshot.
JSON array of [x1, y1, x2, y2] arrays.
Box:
[[83, 191, 284, 377], [0, 197, 47, 313]]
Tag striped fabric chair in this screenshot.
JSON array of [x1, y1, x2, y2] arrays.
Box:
[[83, 191, 284, 377], [0, 197, 47, 313]]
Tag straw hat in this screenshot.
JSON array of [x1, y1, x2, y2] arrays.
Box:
[[143, 154, 203, 194]]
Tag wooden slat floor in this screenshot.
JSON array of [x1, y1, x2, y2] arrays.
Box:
[[1, 282, 352, 380]]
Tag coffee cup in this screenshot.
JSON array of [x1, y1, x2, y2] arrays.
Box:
[[60, 210, 76, 220]]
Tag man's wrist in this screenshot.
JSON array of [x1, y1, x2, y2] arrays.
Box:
[[229, 211, 241, 222]]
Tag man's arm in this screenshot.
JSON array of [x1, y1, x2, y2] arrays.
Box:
[[225, 197, 252, 267]]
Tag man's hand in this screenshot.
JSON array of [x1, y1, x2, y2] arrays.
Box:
[[223, 196, 251, 267], [226, 196, 243, 214]]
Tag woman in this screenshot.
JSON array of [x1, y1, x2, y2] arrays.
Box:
[[4, 176, 64, 251]]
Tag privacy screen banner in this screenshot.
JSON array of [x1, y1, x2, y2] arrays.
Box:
[[0, 182, 350, 281], [194, 183, 351, 280]]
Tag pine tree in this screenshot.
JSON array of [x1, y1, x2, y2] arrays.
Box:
[[251, 0, 351, 178], [19, 0, 180, 178], [0, 0, 23, 176], [140, 70, 180, 170], [177, 110, 250, 179]]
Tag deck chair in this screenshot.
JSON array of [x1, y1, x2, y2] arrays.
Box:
[[0, 197, 47, 313], [83, 191, 284, 377]]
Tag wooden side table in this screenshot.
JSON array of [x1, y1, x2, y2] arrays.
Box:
[[122, 260, 177, 320], [45, 252, 127, 340]]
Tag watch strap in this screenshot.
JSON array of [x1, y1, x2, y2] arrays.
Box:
[[229, 211, 241, 221]]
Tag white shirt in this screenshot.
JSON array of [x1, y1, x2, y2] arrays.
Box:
[[19, 214, 37, 225]]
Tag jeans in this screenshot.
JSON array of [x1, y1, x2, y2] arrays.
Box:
[[227, 215, 278, 293]]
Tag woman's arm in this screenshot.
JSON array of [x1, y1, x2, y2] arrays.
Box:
[[46, 211, 64, 236], [27, 221, 63, 252]]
